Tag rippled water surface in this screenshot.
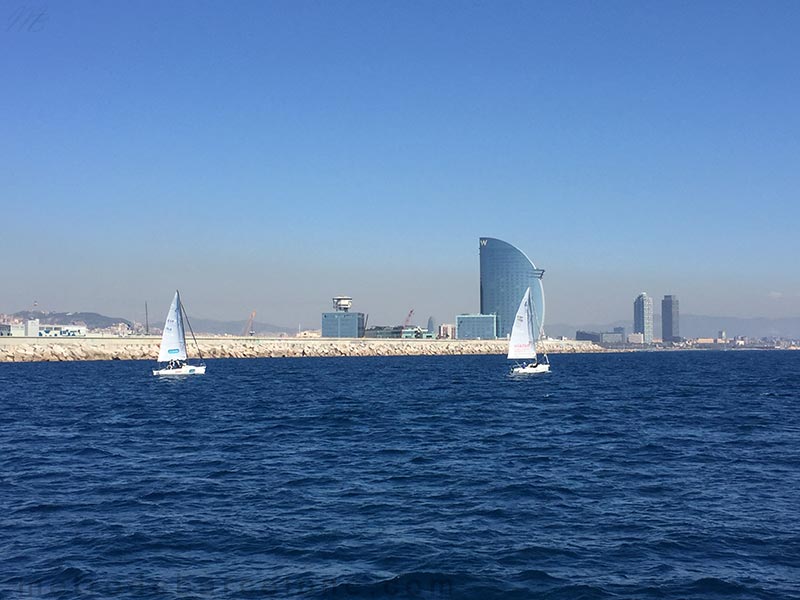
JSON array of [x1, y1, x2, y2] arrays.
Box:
[[2, 351, 799, 599]]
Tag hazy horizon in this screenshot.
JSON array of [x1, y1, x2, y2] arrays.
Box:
[[3, 2, 798, 327], [4, 268, 799, 331]]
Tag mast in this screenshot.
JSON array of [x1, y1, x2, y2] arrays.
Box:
[[178, 291, 204, 362], [529, 270, 549, 364], [145, 301, 149, 335]]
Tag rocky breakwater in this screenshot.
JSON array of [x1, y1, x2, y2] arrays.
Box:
[[0, 337, 603, 363]]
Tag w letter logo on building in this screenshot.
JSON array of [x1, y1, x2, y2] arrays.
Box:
[[480, 239, 488, 247]]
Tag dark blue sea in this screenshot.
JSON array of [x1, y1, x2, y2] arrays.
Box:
[[2, 351, 799, 600]]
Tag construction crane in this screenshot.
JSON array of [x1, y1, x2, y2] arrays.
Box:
[[403, 309, 415, 328], [242, 311, 256, 337]]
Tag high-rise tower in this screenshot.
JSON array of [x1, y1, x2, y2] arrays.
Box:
[[479, 237, 545, 338], [633, 292, 653, 344], [662, 295, 679, 342]]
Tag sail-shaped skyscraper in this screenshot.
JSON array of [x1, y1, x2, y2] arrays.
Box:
[[479, 237, 545, 339]]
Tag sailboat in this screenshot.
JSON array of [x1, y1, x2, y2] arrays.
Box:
[[152, 290, 206, 376], [509, 286, 550, 375]]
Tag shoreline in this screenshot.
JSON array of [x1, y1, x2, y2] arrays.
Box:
[[0, 337, 603, 363]]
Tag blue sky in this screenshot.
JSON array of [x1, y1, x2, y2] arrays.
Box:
[[2, 1, 798, 326]]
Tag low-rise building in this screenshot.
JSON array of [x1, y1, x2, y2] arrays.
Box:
[[25, 319, 40, 336], [37, 324, 87, 337], [401, 327, 435, 339], [0, 323, 25, 336], [600, 331, 624, 344], [321, 296, 366, 338], [438, 324, 456, 339], [627, 332, 645, 344], [321, 312, 365, 338], [365, 326, 403, 339], [456, 314, 497, 340], [296, 329, 321, 338], [576, 330, 601, 344]]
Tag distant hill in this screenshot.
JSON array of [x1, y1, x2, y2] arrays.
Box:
[[547, 320, 630, 340], [12, 310, 132, 329], [677, 315, 800, 339], [183, 318, 296, 336], [548, 315, 800, 339], [9, 310, 295, 335]]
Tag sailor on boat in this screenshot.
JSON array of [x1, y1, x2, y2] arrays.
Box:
[[508, 286, 550, 375], [152, 290, 207, 376]]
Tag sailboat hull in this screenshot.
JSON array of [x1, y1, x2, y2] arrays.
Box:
[[152, 364, 206, 376], [511, 363, 550, 375], [508, 287, 550, 375]]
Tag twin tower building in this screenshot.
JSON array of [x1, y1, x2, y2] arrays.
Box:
[[481, 239, 680, 344], [482, 239, 680, 344], [634, 292, 680, 344], [323, 237, 678, 343]]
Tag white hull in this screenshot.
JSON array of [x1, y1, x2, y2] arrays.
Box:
[[508, 287, 550, 375], [511, 363, 550, 375], [153, 364, 206, 376]]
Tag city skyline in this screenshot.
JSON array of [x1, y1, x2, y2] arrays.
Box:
[[2, 3, 799, 326]]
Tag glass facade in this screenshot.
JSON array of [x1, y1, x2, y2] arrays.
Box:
[[662, 295, 679, 342], [479, 237, 545, 338], [456, 314, 497, 340], [321, 312, 366, 338], [633, 293, 653, 344]]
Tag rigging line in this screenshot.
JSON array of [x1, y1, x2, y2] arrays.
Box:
[[529, 287, 549, 363], [180, 298, 204, 362]]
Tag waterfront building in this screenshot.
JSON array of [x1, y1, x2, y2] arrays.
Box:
[[296, 329, 321, 338], [600, 330, 624, 344], [426, 316, 436, 335], [401, 327, 435, 339], [627, 332, 645, 344], [576, 330, 602, 344], [662, 295, 679, 342], [0, 323, 25, 336], [25, 319, 39, 337], [365, 326, 403, 339], [479, 237, 545, 338], [633, 293, 653, 344], [321, 296, 366, 338], [37, 324, 87, 337], [577, 328, 625, 345], [438, 323, 456, 339], [455, 314, 497, 340]]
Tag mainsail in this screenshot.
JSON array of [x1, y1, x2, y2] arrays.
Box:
[[507, 287, 537, 360], [157, 291, 188, 362]]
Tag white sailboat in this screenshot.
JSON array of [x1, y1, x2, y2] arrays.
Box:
[[152, 290, 206, 376], [509, 286, 550, 375]]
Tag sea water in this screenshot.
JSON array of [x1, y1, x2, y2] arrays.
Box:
[[1, 351, 798, 599]]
